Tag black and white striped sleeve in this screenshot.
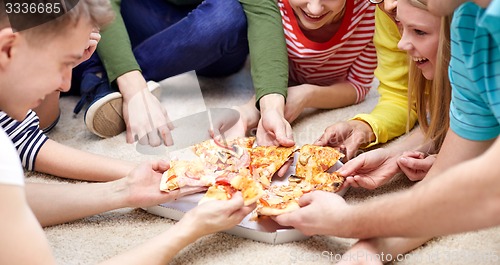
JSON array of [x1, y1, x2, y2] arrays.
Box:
[[0, 110, 49, 171]]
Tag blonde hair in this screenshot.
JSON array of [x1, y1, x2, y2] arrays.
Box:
[[405, 0, 452, 152], [0, 0, 114, 40]]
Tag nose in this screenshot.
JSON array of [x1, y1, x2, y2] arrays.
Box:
[[397, 30, 412, 52], [307, 0, 324, 15], [59, 68, 72, 92], [383, 0, 398, 15]]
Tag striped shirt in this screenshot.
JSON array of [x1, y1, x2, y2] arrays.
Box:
[[279, 0, 376, 103], [448, 1, 500, 141], [0, 110, 48, 171]]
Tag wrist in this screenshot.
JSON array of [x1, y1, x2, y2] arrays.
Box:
[[260, 94, 285, 113], [349, 119, 376, 145], [116, 70, 147, 99], [107, 178, 134, 209]]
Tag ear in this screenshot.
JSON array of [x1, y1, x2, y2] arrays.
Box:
[[0, 28, 17, 69]]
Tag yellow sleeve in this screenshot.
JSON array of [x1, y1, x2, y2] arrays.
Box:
[[351, 6, 417, 148]]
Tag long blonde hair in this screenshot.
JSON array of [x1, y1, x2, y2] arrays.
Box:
[[406, 0, 452, 152]]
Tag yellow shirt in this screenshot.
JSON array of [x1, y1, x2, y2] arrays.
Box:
[[352, 6, 417, 147]]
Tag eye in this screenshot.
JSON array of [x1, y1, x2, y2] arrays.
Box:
[[414, 29, 427, 36]]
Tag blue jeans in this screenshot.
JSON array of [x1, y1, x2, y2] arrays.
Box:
[[72, 0, 249, 91]]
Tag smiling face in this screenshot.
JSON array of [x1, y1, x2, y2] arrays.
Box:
[[0, 19, 92, 120], [289, 0, 347, 31], [396, 0, 441, 80]]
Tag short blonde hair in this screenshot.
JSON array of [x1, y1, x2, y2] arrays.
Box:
[[0, 0, 114, 40]]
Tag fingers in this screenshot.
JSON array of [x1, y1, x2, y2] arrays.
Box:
[[277, 159, 293, 177], [352, 175, 378, 190], [337, 155, 365, 177], [397, 156, 432, 171], [158, 124, 174, 146], [152, 159, 170, 172]]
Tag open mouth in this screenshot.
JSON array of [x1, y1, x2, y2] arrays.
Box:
[[413, 57, 429, 65], [301, 9, 330, 22]]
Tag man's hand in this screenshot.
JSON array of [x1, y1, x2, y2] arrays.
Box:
[[75, 30, 101, 67], [118, 72, 174, 147], [315, 120, 376, 160], [274, 191, 352, 236], [339, 148, 401, 189], [116, 160, 200, 208], [397, 151, 436, 181], [178, 192, 256, 238], [256, 109, 295, 146]]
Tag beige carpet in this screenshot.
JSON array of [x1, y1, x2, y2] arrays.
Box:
[[27, 64, 500, 264]]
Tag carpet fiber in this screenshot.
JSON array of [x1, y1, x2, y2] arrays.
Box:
[[28, 66, 500, 264]]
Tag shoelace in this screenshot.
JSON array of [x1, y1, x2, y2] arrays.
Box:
[[73, 73, 108, 115]]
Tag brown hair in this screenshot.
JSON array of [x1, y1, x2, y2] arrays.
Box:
[[0, 0, 114, 40], [406, 0, 452, 152]]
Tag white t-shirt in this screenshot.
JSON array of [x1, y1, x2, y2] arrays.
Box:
[[0, 128, 24, 186]]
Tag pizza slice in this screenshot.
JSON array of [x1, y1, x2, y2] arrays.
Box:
[[256, 185, 303, 216], [191, 137, 254, 172], [199, 168, 264, 206], [288, 171, 345, 193], [160, 159, 216, 192], [295, 145, 344, 182], [249, 146, 296, 188]]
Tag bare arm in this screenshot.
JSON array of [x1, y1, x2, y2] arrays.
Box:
[[285, 81, 359, 124], [99, 193, 255, 265], [346, 131, 498, 238], [34, 139, 134, 181], [0, 185, 55, 265], [26, 161, 179, 227]]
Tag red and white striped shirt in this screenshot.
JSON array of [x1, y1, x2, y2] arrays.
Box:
[[279, 0, 377, 103]]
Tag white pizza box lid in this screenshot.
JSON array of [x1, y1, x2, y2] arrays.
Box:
[[145, 149, 346, 244]]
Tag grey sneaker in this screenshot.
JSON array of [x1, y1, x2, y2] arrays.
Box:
[[85, 81, 162, 138]]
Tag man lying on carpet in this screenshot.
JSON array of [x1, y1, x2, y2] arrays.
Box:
[[0, 1, 254, 264]]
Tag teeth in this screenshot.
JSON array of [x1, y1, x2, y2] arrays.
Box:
[[306, 13, 321, 18], [413, 57, 428, 62]]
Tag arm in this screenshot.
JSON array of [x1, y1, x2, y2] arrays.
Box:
[[100, 193, 255, 265], [315, 8, 416, 158], [0, 185, 55, 265], [239, 0, 288, 107], [26, 161, 179, 227], [96, 0, 172, 146], [34, 139, 134, 181], [277, 129, 498, 238], [240, 0, 295, 146], [353, 7, 417, 147]]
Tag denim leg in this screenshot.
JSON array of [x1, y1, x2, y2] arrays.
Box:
[[122, 0, 249, 80]]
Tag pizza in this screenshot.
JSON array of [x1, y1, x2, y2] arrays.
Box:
[[199, 169, 265, 206], [295, 144, 344, 182], [249, 146, 296, 188], [160, 137, 345, 217]]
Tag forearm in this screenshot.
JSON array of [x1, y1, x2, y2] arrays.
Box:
[[240, 0, 289, 107], [97, 0, 141, 83], [99, 222, 200, 265], [306, 82, 357, 109], [34, 139, 134, 181], [347, 154, 500, 238], [26, 181, 129, 227]]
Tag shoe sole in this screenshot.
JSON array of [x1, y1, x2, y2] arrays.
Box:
[[86, 81, 162, 138]]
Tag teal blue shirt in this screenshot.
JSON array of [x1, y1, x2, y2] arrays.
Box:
[[448, 0, 500, 141]]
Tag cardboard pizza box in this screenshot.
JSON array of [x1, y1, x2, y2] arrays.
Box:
[[145, 149, 347, 244]]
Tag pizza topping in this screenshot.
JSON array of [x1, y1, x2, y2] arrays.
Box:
[[161, 137, 345, 217]]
